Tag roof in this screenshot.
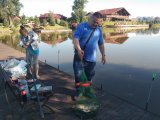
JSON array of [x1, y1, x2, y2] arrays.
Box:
[[39, 13, 67, 19], [98, 7, 130, 16]]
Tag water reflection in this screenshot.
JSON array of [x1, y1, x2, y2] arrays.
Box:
[[0, 28, 160, 116], [41, 32, 72, 46], [0, 34, 25, 52], [104, 32, 129, 44], [136, 28, 160, 35]]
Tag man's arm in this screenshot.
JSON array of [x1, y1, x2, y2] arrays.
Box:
[[73, 23, 84, 60], [73, 38, 84, 60], [99, 44, 106, 64]]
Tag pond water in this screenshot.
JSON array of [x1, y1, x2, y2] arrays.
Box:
[[0, 28, 160, 115]]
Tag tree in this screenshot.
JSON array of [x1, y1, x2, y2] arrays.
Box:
[[49, 18, 55, 26], [13, 17, 20, 27], [154, 17, 160, 24], [34, 16, 40, 26], [20, 14, 27, 25], [47, 13, 55, 26], [71, 0, 88, 23], [3, 19, 9, 27], [28, 16, 34, 22], [55, 19, 60, 25], [41, 19, 48, 26], [60, 20, 68, 27], [0, 0, 23, 26]]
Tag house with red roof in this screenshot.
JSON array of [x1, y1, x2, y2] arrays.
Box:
[[39, 13, 67, 21], [98, 7, 130, 21]]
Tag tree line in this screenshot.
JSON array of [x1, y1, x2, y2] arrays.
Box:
[[0, 0, 88, 28], [136, 17, 160, 24], [0, 0, 160, 28]]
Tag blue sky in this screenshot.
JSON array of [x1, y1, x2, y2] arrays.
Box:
[[20, 0, 160, 18]]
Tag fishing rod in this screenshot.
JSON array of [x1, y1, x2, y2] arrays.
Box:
[[145, 73, 157, 111], [29, 64, 44, 118], [58, 50, 60, 70]]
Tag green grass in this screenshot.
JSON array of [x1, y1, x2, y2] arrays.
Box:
[[102, 21, 148, 27], [0, 27, 12, 35], [0, 24, 70, 35], [43, 24, 69, 30], [102, 21, 115, 26], [152, 24, 160, 28]]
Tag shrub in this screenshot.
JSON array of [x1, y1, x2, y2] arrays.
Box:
[[60, 20, 68, 27]]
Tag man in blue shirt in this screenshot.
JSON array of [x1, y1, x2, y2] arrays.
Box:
[[73, 12, 106, 97]]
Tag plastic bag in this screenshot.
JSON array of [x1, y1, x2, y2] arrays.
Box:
[[2, 59, 27, 78]]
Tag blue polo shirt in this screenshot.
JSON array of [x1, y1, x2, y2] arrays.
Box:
[[74, 22, 104, 62]]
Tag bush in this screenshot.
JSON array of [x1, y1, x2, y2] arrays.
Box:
[[49, 19, 55, 26], [34, 17, 40, 27], [13, 19, 21, 27], [0, 23, 3, 26], [10, 27, 17, 33], [55, 19, 60, 24], [60, 20, 68, 27], [40, 19, 48, 26], [3, 20, 9, 27]]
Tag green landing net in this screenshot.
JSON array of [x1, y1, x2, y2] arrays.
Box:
[[73, 70, 100, 119]]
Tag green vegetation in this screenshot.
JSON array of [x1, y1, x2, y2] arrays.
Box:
[[71, 0, 88, 23], [136, 17, 160, 24], [0, 0, 160, 32], [47, 12, 55, 26], [0, 27, 12, 35], [41, 19, 48, 26], [43, 24, 68, 30], [0, 0, 23, 27], [152, 24, 160, 28], [34, 16, 40, 26], [102, 21, 116, 26], [102, 20, 148, 27]]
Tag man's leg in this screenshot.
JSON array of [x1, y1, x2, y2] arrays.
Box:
[[83, 61, 96, 83], [73, 54, 83, 94]]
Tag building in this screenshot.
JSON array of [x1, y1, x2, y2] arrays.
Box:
[[39, 13, 67, 21], [98, 7, 130, 21]]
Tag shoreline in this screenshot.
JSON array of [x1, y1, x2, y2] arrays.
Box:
[[41, 29, 72, 33], [106, 24, 149, 29]]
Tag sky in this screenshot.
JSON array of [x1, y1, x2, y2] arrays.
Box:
[[19, 0, 160, 18]]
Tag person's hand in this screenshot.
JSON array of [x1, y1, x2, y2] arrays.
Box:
[[102, 55, 106, 64], [26, 42, 30, 46], [78, 49, 84, 61], [23, 45, 28, 48]]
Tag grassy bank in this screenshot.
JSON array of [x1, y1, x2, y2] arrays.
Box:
[[152, 24, 160, 28], [0, 27, 12, 35], [102, 21, 148, 27], [0, 24, 70, 35], [43, 24, 69, 30]]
